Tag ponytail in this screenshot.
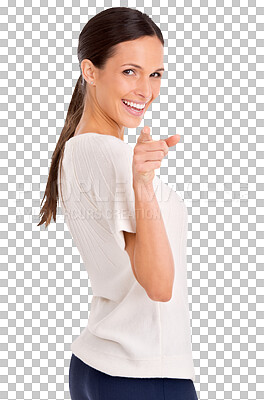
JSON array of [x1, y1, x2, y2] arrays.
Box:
[[37, 74, 85, 227]]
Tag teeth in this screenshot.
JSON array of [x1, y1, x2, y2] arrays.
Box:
[[122, 99, 145, 110]]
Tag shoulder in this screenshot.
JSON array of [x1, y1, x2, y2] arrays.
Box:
[[67, 133, 133, 156], [67, 133, 134, 175]]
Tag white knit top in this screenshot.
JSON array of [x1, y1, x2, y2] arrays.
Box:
[[58, 132, 196, 381]]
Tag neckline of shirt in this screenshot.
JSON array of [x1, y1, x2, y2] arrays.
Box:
[[67, 132, 126, 143]]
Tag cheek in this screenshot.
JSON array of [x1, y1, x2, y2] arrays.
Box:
[[118, 78, 134, 93], [106, 76, 130, 100], [150, 84, 160, 99], [152, 80, 161, 93], [96, 80, 118, 105]]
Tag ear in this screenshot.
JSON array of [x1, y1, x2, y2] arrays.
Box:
[[80, 59, 96, 85]]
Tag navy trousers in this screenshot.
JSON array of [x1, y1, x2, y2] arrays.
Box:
[[69, 353, 198, 400]]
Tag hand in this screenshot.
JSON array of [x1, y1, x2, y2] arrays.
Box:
[[132, 126, 180, 186]]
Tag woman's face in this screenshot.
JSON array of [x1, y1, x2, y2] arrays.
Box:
[[81, 36, 164, 137]]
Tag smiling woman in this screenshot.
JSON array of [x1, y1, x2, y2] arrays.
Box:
[[37, 6, 198, 400], [74, 34, 165, 137]]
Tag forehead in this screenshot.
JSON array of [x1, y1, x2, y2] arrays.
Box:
[[109, 36, 164, 67]]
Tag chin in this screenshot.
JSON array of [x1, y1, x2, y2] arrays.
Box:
[[123, 120, 143, 129]]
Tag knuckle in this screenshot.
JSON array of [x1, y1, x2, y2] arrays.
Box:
[[133, 153, 139, 162], [161, 141, 168, 152], [135, 144, 144, 154], [137, 164, 145, 173], [133, 154, 143, 166]]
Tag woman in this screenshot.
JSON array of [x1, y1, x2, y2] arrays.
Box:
[[38, 6, 198, 400]]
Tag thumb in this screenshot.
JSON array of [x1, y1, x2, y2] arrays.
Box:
[[137, 126, 153, 143]]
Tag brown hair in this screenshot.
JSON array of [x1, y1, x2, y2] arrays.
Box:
[[37, 6, 164, 228]]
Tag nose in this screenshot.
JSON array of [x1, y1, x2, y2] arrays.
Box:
[[135, 78, 152, 102]]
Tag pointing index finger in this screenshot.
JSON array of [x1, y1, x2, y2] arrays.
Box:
[[165, 134, 180, 148]]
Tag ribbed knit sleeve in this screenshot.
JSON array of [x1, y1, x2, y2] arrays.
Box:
[[71, 134, 137, 237]]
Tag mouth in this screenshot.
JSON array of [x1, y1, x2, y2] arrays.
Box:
[[121, 99, 147, 116]]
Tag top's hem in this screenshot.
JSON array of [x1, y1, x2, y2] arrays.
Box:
[[71, 341, 196, 382]]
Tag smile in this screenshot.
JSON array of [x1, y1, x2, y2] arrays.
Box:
[[121, 99, 146, 116]]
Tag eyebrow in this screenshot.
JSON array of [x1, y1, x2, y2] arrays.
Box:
[[121, 63, 164, 72]]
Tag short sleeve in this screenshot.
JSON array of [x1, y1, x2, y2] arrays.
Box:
[[71, 134, 137, 238]]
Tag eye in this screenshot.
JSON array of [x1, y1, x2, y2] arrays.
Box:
[[122, 69, 161, 78], [122, 69, 135, 76]]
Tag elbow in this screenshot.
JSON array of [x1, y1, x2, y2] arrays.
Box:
[[148, 288, 173, 302], [147, 269, 174, 303]]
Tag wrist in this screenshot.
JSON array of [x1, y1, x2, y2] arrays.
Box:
[[133, 179, 155, 200]]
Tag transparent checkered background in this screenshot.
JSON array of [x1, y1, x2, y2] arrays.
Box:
[[1, 1, 263, 399]]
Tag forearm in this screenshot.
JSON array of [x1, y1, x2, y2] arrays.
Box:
[[133, 180, 175, 301]]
